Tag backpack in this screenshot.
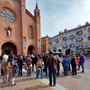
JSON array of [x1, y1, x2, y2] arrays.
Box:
[[7, 61, 13, 68], [27, 60, 32, 65], [37, 59, 42, 67]]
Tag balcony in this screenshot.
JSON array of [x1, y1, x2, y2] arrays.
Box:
[[49, 42, 52, 45], [69, 44, 75, 48], [84, 45, 90, 49], [76, 30, 83, 35], [88, 45, 90, 48], [76, 38, 83, 42], [88, 28, 90, 32], [69, 35, 75, 39], [53, 47, 57, 52], [55, 38, 59, 43], [87, 36, 90, 40], [63, 37, 68, 41], [76, 46, 82, 49]]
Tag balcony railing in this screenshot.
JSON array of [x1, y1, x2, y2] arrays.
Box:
[[69, 35, 75, 39], [88, 28, 90, 32], [69, 44, 75, 48], [55, 39, 59, 43], [76, 46, 82, 49], [63, 37, 68, 41], [76, 38, 83, 42], [87, 36, 90, 40], [49, 42, 52, 45], [76, 30, 83, 35]]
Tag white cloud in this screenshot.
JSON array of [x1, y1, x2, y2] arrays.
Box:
[[54, 0, 90, 33], [26, 0, 90, 37]]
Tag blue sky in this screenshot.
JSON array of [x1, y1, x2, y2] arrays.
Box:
[[26, 0, 90, 37]]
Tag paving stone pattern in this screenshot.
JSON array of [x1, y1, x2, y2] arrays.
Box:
[[56, 59, 90, 90], [0, 76, 54, 90]]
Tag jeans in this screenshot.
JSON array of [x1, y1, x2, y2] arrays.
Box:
[[81, 63, 84, 72], [64, 67, 69, 76], [36, 67, 43, 79], [49, 68, 56, 85], [77, 64, 80, 70], [27, 69, 31, 76], [18, 66, 22, 76], [1, 68, 3, 76], [72, 65, 77, 74]]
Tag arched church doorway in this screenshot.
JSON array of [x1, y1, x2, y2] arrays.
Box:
[[28, 45, 35, 55], [2, 42, 17, 55], [65, 49, 73, 55]]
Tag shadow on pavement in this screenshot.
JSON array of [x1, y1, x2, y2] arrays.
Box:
[[19, 84, 51, 90], [15, 76, 36, 83]]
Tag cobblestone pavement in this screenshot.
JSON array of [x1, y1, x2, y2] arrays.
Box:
[[56, 59, 90, 90], [0, 76, 54, 90]]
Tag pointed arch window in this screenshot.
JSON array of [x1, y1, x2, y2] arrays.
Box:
[[29, 26, 33, 39]]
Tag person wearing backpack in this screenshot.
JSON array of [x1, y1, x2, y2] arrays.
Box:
[[36, 55, 44, 79]]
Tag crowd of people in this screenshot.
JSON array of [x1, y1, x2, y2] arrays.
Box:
[[0, 51, 86, 87], [62, 53, 86, 76]]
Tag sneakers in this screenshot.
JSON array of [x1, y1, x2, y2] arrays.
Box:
[[11, 83, 16, 86], [53, 84, 56, 86], [49, 84, 52, 86], [49, 84, 56, 86]]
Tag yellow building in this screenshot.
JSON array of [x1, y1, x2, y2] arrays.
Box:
[[41, 36, 50, 54]]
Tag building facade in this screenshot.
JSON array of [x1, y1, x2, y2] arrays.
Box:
[[0, 0, 41, 55], [41, 36, 50, 54], [49, 22, 90, 56], [48, 33, 62, 53]]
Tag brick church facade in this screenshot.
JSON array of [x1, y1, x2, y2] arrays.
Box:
[[0, 0, 41, 55]]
